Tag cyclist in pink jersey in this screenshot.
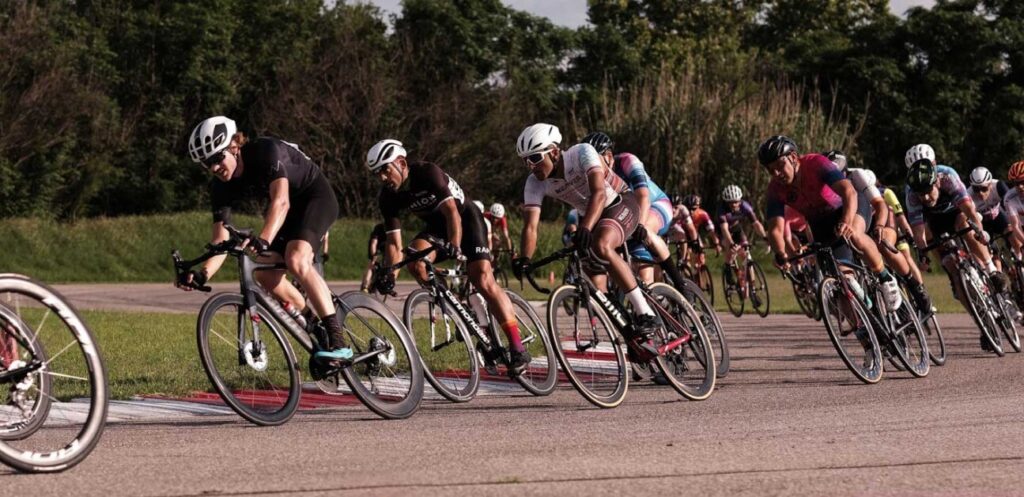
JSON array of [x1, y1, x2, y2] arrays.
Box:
[[759, 135, 903, 310]]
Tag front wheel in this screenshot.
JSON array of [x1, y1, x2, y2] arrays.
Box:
[[819, 277, 883, 384], [922, 312, 947, 366], [197, 293, 301, 426], [547, 285, 628, 408], [698, 265, 715, 306], [994, 293, 1022, 353], [722, 265, 744, 317], [647, 283, 716, 400], [960, 268, 1004, 357], [882, 289, 930, 378], [748, 261, 770, 318], [498, 291, 557, 396], [403, 288, 480, 402], [335, 291, 424, 419]]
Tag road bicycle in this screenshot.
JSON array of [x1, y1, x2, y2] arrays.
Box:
[[789, 239, 929, 384], [524, 247, 716, 408], [491, 247, 514, 288], [922, 225, 1016, 357], [172, 224, 424, 424], [985, 232, 1023, 353], [672, 240, 714, 305], [393, 240, 556, 402], [722, 242, 769, 318], [0, 274, 108, 473], [781, 260, 822, 321]]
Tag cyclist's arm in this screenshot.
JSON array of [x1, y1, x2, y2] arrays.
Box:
[[957, 198, 983, 229], [258, 178, 290, 243], [322, 232, 329, 255], [580, 169, 607, 231], [869, 197, 890, 235], [367, 233, 379, 260], [766, 216, 787, 259], [501, 223, 513, 251], [439, 198, 462, 248], [200, 222, 231, 279], [719, 221, 734, 246], [521, 207, 541, 259], [384, 230, 402, 276], [831, 178, 859, 228], [634, 186, 651, 227], [912, 223, 928, 252]]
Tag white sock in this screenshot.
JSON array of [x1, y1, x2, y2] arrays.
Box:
[[626, 287, 655, 316], [985, 260, 997, 273]]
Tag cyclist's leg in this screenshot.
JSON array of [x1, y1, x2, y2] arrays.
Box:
[[360, 256, 377, 292], [592, 192, 654, 324]]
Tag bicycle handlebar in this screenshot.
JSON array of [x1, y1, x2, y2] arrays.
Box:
[[520, 247, 576, 294], [921, 223, 980, 253], [170, 223, 260, 293]]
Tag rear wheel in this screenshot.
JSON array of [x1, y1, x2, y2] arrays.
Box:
[[197, 293, 300, 426], [493, 291, 557, 396], [749, 261, 770, 318], [881, 288, 930, 378], [403, 288, 480, 402], [819, 277, 883, 384], [994, 293, 1022, 353], [546, 285, 628, 408], [960, 267, 1004, 356], [647, 283, 716, 400], [677, 278, 729, 377], [698, 265, 715, 306], [922, 313, 947, 366]]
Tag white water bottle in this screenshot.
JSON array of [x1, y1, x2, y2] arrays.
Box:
[[847, 277, 872, 309], [282, 301, 308, 329], [468, 292, 490, 328]]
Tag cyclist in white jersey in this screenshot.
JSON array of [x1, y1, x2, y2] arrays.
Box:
[[512, 123, 661, 338], [1002, 161, 1024, 255], [967, 166, 1023, 259]]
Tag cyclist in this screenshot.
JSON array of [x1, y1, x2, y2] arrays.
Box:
[[904, 152, 1010, 351], [366, 139, 532, 374], [760, 135, 903, 311], [581, 131, 691, 287], [967, 166, 1024, 261], [485, 203, 514, 254], [826, 150, 932, 311], [512, 123, 661, 338], [675, 194, 719, 251], [359, 223, 387, 293], [1002, 161, 1024, 254], [177, 116, 352, 361], [717, 185, 768, 304]]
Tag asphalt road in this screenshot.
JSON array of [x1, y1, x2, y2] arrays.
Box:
[[3, 294, 1022, 496]]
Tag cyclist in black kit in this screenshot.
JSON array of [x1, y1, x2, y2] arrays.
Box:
[[366, 139, 532, 374], [176, 116, 352, 361], [360, 223, 387, 293]]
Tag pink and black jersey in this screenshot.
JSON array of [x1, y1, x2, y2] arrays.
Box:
[[765, 154, 845, 222]]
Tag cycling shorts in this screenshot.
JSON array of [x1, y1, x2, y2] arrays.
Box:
[[269, 174, 338, 255], [414, 201, 492, 263]]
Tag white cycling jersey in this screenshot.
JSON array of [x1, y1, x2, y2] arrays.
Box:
[[523, 143, 625, 212], [1002, 187, 1024, 226], [968, 180, 1008, 220], [847, 168, 882, 201]]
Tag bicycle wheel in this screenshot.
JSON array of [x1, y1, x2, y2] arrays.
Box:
[[332, 291, 424, 419], [722, 266, 744, 317], [960, 267, 1004, 356], [698, 265, 715, 306], [403, 288, 480, 402], [792, 277, 818, 319], [818, 277, 883, 384], [994, 293, 1022, 353], [678, 278, 730, 377], [922, 312, 946, 366], [493, 291, 557, 396], [748, 261, 770, 318], [546, 285, 628, 408], [647, 283, 716, 400], [883, 289, 930, 378], [197, 293, 300, 426], [0, 275, 108, 473]]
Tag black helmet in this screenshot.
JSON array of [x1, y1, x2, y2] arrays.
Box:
[[671, 193, 683, 205], [823, 149, 847, 170], [582, 131, 614, 154], [682, 194, 700, 210], [906, 159, 938, 193], [757, 135, 798, 166]]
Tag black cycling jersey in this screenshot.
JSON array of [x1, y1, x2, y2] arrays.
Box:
[[378, 161, 468, 231], [209, 137, 337, 253]]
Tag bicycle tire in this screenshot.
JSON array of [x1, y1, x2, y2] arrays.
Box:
[[402, 288, 480, 402], [0, 303, 51, 441], [500, 291, 557, 396], [698, 265, 715, 306], [922, 312, 947, 366], [197, 293, 300, 426], [678, 278, 730, 377], [0, 275, 108, 473], [747, 261, 770, 318], [546, 284, 628, 408], [647, 283, 717, 400], [994, 293, 1022, 353], [882, 288, 930, 378], [722, 266, 744, 317], [960, 267, 1005, 356], [818, 277, 883, 384], [334, 291, 424, 419]]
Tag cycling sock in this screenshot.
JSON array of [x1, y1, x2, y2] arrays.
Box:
[[985, 259, 998, 273], [323, 313, 348, 349], [876, 268, 893, 282], [626, 286, 655, 316], [658, 258, 686, 288], [501, 320, 525, 353]]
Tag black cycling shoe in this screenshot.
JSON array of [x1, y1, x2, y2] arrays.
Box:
[[906, 281, 932, 312], [477, 343, 501, 376], [508, 349, 532, 377], [990, 271, 1010, 294]]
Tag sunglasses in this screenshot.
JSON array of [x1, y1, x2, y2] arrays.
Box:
[[975, 185, 991, 193], [524, 149, 551, 166], [201, 151, 226, 168]]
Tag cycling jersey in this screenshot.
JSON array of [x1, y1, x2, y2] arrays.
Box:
[[968, 180, 1009, 220], [612, 153, 668, 202], [523, 143, 626, 212], [904, 165, 970, 227], [210, 137, 337, 253], [765, 154, 845, 223], [784, 206, 808, 232], [690, 208, 713, 232], [847, 168, 882, 201], [1003, 188, 1024, 227], [716, 201, 757, 230], [483, 212, 508, 231]]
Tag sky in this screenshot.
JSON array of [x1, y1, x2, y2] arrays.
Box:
[[362, 0, 937, 29]]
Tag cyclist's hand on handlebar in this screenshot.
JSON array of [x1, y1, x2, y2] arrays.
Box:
[[773, 252, 790, 272], [175, 269, 208, 292], [374, 270, 397, 296], [512, 257, 531, 280], [573, 227, 592, 253], [631, 224, 649, 244], [438, 240, 461, 260], [244, 237, 271, 258], [835, 222, 854, 239]]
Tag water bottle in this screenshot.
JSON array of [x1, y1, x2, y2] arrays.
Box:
[[847, 277, 872, 309], [282, 301, 308, 329], [468, 292, 490, 329]]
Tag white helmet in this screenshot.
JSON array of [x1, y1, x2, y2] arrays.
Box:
[[905, 144, 935, 169], [516, 123, 561, 158], [721, 185, 743, 202], [472, 200, 485, 213], [366, 139, 407, 173], [969, 166, 993, 187], [490, 203, 505, 218], [188, 116, 236, 163]]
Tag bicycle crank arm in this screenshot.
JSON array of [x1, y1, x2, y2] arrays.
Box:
[[658, 334, 692, 355]]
